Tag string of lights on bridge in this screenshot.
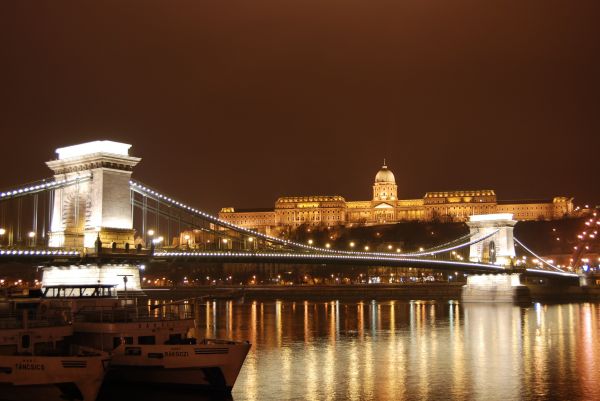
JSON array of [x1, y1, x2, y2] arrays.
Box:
[[130, 180, 499, 259], [0, 176, 90, 200], [0, 249, 80, 257], [152, 250, 507, 270]]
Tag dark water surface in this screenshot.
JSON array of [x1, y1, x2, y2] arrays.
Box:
[[102, 300, 600, 401]]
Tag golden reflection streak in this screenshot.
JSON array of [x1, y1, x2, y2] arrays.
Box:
[[346, 337, 360, 401], [204, 300, 211, 339], [242, 301, 258, 401], [304, 301, 311, 344], [260, 302, 265, 345], [329, 301, 335, 345], [226, 300, 232, 337], [280, 345, 293, 400], [580, 303, 598, 400], [532, 303, 548, 397], [305, 342, 318, 401], [450, 302, 466, 401], [250, 301, 257, 347], [323, 303, 336, 401], [464, 304, 521, 400], [417, 303, 429, 400], [357, 302, 364, 337], [275, 300, 282, 348], [363, 311, 374, 401], [335, 300, 340, 338], [383, 301, 401, 400]]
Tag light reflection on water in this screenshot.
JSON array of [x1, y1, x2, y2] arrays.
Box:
[[109, 300, 600, 401], [213, 300, 599, 401]]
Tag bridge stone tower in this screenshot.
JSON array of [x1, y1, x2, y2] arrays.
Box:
[[463, 214, 529, 303], [46, 140, 141, 250], [467, 213, 516, 266]]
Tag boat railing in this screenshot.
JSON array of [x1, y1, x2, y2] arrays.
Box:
[[74, 306, 194, 324], [0, 311, 70, 329]]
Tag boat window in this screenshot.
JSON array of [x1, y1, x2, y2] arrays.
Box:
[[21, 335, 30, 349], [125, 347, 142, 356], [138, 336, 156, 345], [165, 334, 182, 344], [0, 345, 17, 356], [34, 341, 54, 355]]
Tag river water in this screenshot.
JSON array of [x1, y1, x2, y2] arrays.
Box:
[[102, 299, 600, 401]]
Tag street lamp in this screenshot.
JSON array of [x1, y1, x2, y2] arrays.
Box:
[[349, 241, 355, 248], [308, 239, 313, 245], [147, 229, 155, 249], [184, 234, 190, 249], [0, 228, 5, 247], [153, 236, 164, 249], [28, 231, 36, 247]]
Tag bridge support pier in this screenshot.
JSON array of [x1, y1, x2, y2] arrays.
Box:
[[461, 273, 531, 303]]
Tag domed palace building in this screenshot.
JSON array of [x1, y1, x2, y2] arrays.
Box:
[[219, 163, 573, 235]]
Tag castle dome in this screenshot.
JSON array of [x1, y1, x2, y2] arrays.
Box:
[[375, 162, 395, 184]]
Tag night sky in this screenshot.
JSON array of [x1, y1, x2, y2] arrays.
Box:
[[1, 1, 599, 213]]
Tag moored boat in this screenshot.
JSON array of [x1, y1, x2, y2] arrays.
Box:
[[0, 296, 110, 401], [43, 285, 250, 392]]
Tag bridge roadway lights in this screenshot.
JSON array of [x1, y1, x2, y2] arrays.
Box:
[[461, 273, 531, 303]]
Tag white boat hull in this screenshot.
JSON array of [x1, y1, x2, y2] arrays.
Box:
[[106, 341, 251, 391], [0, 354, 109, 401]]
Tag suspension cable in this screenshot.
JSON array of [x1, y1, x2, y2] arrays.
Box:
[[399, 229, 499, 257], [513, 237, 564, 272]]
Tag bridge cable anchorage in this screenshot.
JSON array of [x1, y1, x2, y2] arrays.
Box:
[[513, 237, 565, 272]]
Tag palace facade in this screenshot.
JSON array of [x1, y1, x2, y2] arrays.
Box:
[[219, 163, 573, 234]]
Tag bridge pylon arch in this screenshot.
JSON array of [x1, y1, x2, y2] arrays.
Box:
[[467, 214, 517, 266], [46, 141, 141, 250]]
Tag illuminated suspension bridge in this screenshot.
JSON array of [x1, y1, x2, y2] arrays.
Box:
[[0, 140, 582, 286]]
